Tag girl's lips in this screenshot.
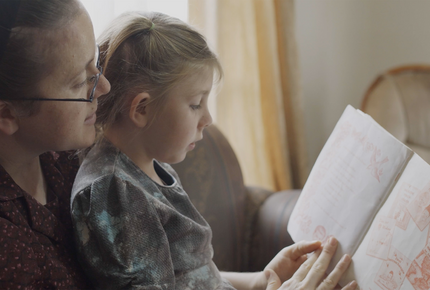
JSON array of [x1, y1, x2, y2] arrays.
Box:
[[84, 112, 96, 125], [189, 138, 203, 150], [188, 142, 196, 150]]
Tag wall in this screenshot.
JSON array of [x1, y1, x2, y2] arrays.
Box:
[[295, 0, 430, 168]]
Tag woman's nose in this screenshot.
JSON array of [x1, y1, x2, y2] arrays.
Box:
[[94, 74, 111, 100]]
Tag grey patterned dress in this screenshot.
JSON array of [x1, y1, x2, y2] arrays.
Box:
[[71, 139, 235, 290]]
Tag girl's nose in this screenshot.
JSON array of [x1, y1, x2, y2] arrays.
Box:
[[202, 106, 213, 128]]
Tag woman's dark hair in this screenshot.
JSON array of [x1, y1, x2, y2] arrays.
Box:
[[0, 0, 81, 113]]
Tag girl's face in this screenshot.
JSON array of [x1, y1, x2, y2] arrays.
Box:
[[142, 67, 213, 164], [15, 7, 110, 154]]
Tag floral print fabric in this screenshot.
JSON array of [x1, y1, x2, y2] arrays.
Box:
[[0, 151, 93, 289]]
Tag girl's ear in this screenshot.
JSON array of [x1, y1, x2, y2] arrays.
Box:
[[0, 102, 19, 135], [129, 92, 151, 128]]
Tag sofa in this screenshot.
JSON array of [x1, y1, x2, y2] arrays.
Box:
[[361, 64, 430, 164], [172, 125, 300, 272]]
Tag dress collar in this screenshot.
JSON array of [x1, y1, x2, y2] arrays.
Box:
[[0, 151, 60, 202]]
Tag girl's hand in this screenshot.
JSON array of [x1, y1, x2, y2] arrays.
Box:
[[264, 237, 357, 290], [264, 240, 322, 282]]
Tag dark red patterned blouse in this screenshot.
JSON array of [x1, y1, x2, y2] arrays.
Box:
[[0, 151, 93, 289]]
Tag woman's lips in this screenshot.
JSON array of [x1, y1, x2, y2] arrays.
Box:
[[84, 112, 96, 125]]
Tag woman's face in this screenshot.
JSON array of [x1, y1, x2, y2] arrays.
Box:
[[15, 6, 110, 154]]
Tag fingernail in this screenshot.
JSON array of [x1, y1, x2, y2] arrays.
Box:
[[341, 254, 351, 263], [329, 237, 337, 246], [348, 280, 357, 289]]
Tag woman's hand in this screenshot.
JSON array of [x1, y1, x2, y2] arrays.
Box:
[[264, 237, 357, 290]]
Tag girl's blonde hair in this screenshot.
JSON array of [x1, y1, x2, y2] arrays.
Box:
[[96, 11, 223, 132]]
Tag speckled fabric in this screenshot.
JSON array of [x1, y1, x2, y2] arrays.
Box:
[[0, 151, 93, 289], [71, 139, 236, 290]]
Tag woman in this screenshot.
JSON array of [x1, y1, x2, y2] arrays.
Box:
[[0, 1, 355, 289], [0, 0, 110, 288]]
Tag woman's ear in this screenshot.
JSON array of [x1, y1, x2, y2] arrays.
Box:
[[129, 92, 151, 128], [0, 102, 19, 135]]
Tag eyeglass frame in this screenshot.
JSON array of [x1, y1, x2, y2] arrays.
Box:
[[0, 45, 103, 103]]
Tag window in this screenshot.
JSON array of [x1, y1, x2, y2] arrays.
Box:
[[81, 0, 188, 38]]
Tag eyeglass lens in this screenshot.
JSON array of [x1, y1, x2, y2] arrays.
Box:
[[88, 45, 102, 102]]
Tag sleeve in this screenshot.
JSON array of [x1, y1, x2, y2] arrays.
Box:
[[0, 218, 40, 288], [71, 173, 175, 290]]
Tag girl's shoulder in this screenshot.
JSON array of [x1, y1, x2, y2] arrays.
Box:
[[73, 139, 151, 194], [72, 141, 121, 196]]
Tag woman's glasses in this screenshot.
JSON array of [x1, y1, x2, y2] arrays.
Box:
[[0, 45, 103, 103]]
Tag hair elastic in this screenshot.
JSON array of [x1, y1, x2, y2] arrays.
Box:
[[0, 0, 21, 62], [148, 22, 155, 32]]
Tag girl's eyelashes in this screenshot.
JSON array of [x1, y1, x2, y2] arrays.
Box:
[[190, 104, 201, 110], [190, 94, 208, 110]]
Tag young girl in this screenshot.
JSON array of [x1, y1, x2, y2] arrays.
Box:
[[70, 11, 357, 290]]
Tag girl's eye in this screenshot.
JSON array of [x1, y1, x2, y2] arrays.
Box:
[[190, 104, 201, 110]]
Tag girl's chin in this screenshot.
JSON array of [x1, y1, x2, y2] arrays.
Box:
[[165, 153, 188, 165]]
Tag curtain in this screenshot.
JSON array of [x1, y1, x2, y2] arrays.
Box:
[[189, 0, 308, 191]]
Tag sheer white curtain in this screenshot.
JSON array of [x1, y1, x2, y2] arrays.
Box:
[[80, 0, 188, 38], [189, 0, 308, 191]]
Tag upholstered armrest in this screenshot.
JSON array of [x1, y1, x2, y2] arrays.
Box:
[[172, 125, 301, 272], [248, 189, 301, 271], [241, 186, 274, 270]]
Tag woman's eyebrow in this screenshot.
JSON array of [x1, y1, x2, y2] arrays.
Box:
[[86, 56, 95, 68], [69, 57, 95, 81]]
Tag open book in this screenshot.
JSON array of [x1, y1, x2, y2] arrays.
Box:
[[288, 105, 430, 290]]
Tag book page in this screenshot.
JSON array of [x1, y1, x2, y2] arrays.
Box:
[[340, 153, 430, 290], [287, 105, 413, 272]]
